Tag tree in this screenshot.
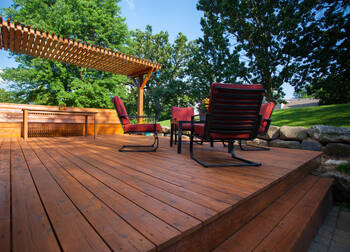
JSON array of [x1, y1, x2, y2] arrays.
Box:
[[187, 11, 247, 101], [196, 0, 314, 103], [0, 0, 130, 108], [128, 26, 195, 120], [0, 88, 20, 103], [291, 0, 350, 105]]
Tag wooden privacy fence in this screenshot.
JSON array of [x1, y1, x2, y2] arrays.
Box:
[[0, 103, 123, 138]]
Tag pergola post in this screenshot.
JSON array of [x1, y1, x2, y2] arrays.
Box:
[[137, 76, 144, 124], [136, 69, 154, 124]]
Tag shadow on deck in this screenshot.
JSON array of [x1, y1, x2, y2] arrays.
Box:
[[0, 135, 332, 251]]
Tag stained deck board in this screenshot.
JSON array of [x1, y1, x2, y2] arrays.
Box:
[[254, 177, 333, 252], [81, 136, 303, 185], [18, 139, 114, 252], [213, 175, 320, 251], [33, 138, 204, 232], [28, 139, 156, 251], [0, 135, 322, 251], [54, 136, 319, 201], [0, 138, 10, 251], [42, 137, 219, 221], [10, 139, 61, 252], [30, 139, 178, 249], [53, 137, 268, 199], [50, 137, 242, 204], [47, 136, 240, 211]]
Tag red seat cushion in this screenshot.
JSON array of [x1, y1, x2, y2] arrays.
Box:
[[175, 123, 192, 130], [124, 123, 162, 133], [259, 102, 275, 133], [194, 124, 251, 140]]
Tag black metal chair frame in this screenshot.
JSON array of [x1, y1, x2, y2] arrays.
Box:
[[171, 118, 208, 154], [238, 106, 274, 151], [189, 86, 264, 167], [117, 114, 160, 152], [170, 119, 192, 154]]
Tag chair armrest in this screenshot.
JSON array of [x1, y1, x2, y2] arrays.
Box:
[[129, 115, 152, 119], [129, 115, 158, 124], [191, 115, 205, 124]]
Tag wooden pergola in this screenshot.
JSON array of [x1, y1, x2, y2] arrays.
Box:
[[0, 17, 161, 121]]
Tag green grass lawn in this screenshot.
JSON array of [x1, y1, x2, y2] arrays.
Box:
[[159, 103, 350, 128], [159, 119, 171, 127], [271, 103, 350, 128]]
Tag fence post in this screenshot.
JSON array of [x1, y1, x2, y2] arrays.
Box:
[[85, 115, 88, 136], [23, 109, 28, 140]]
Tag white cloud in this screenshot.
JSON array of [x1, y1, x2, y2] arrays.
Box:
[[125, 0, 135, 10]]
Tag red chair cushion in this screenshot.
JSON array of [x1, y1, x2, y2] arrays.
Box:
[[124, 123, 162, 133], [175, 123, 192, 130], [172, 106, 194, 121], [113, 96, 130, 126], [194, 124, 251, 140], [259, 102, 275, 133]]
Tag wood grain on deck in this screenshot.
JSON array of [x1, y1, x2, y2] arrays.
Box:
[[0, 135, 321, 251]]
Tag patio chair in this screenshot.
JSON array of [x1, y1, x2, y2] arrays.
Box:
[[170, 106, 194, 154], [112, 96, 162, 152], [239, 102, 275, 151], [189, 83, 265, 167]]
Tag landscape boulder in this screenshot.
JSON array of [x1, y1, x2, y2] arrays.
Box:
[[259, 125, 280, 140], [269, 139, 301, 149], [301, 138, 323, 151], [245, 138, 268, 146], [161, 126, 170, 134], [321, 172, 350, 202], [280, 126, 308, 141], [323, 143, 350, 157], [308, 125, 350, 143]]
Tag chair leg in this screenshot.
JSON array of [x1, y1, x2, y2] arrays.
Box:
[[170, 123, 174, 147], [239, 140, 270, 151], [119, 133, 159, 152], [174, 128, 178, 145], [190, 137, 261, 167], [228, 140, 234, 153], [177, 126, 183, 154]]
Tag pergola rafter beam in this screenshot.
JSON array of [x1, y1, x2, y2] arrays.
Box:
[[0, 17, 161, 123], [0, 17, 161, 77]]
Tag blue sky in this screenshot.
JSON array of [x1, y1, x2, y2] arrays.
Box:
[[0, 0, 294, 98]]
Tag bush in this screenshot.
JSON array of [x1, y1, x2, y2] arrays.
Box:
[[337, 163, 350, 176]]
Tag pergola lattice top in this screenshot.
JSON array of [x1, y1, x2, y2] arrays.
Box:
[[0, 17, 161, 77]]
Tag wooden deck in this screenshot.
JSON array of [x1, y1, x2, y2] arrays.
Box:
[[0, 135, 323, 251]]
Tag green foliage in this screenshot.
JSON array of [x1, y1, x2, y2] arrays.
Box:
[[187, 11, 246, 100], [0, 88, 20, 103], [197, 1, 350, 105], [271, 103, 350, 128], [337, 163, 350, 176], [0, 0, 130, 108], [128, 26, 196, 120], [196, 0, 311, 102], [293, 87, 314, 99], [290, 0, 350, 105]]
